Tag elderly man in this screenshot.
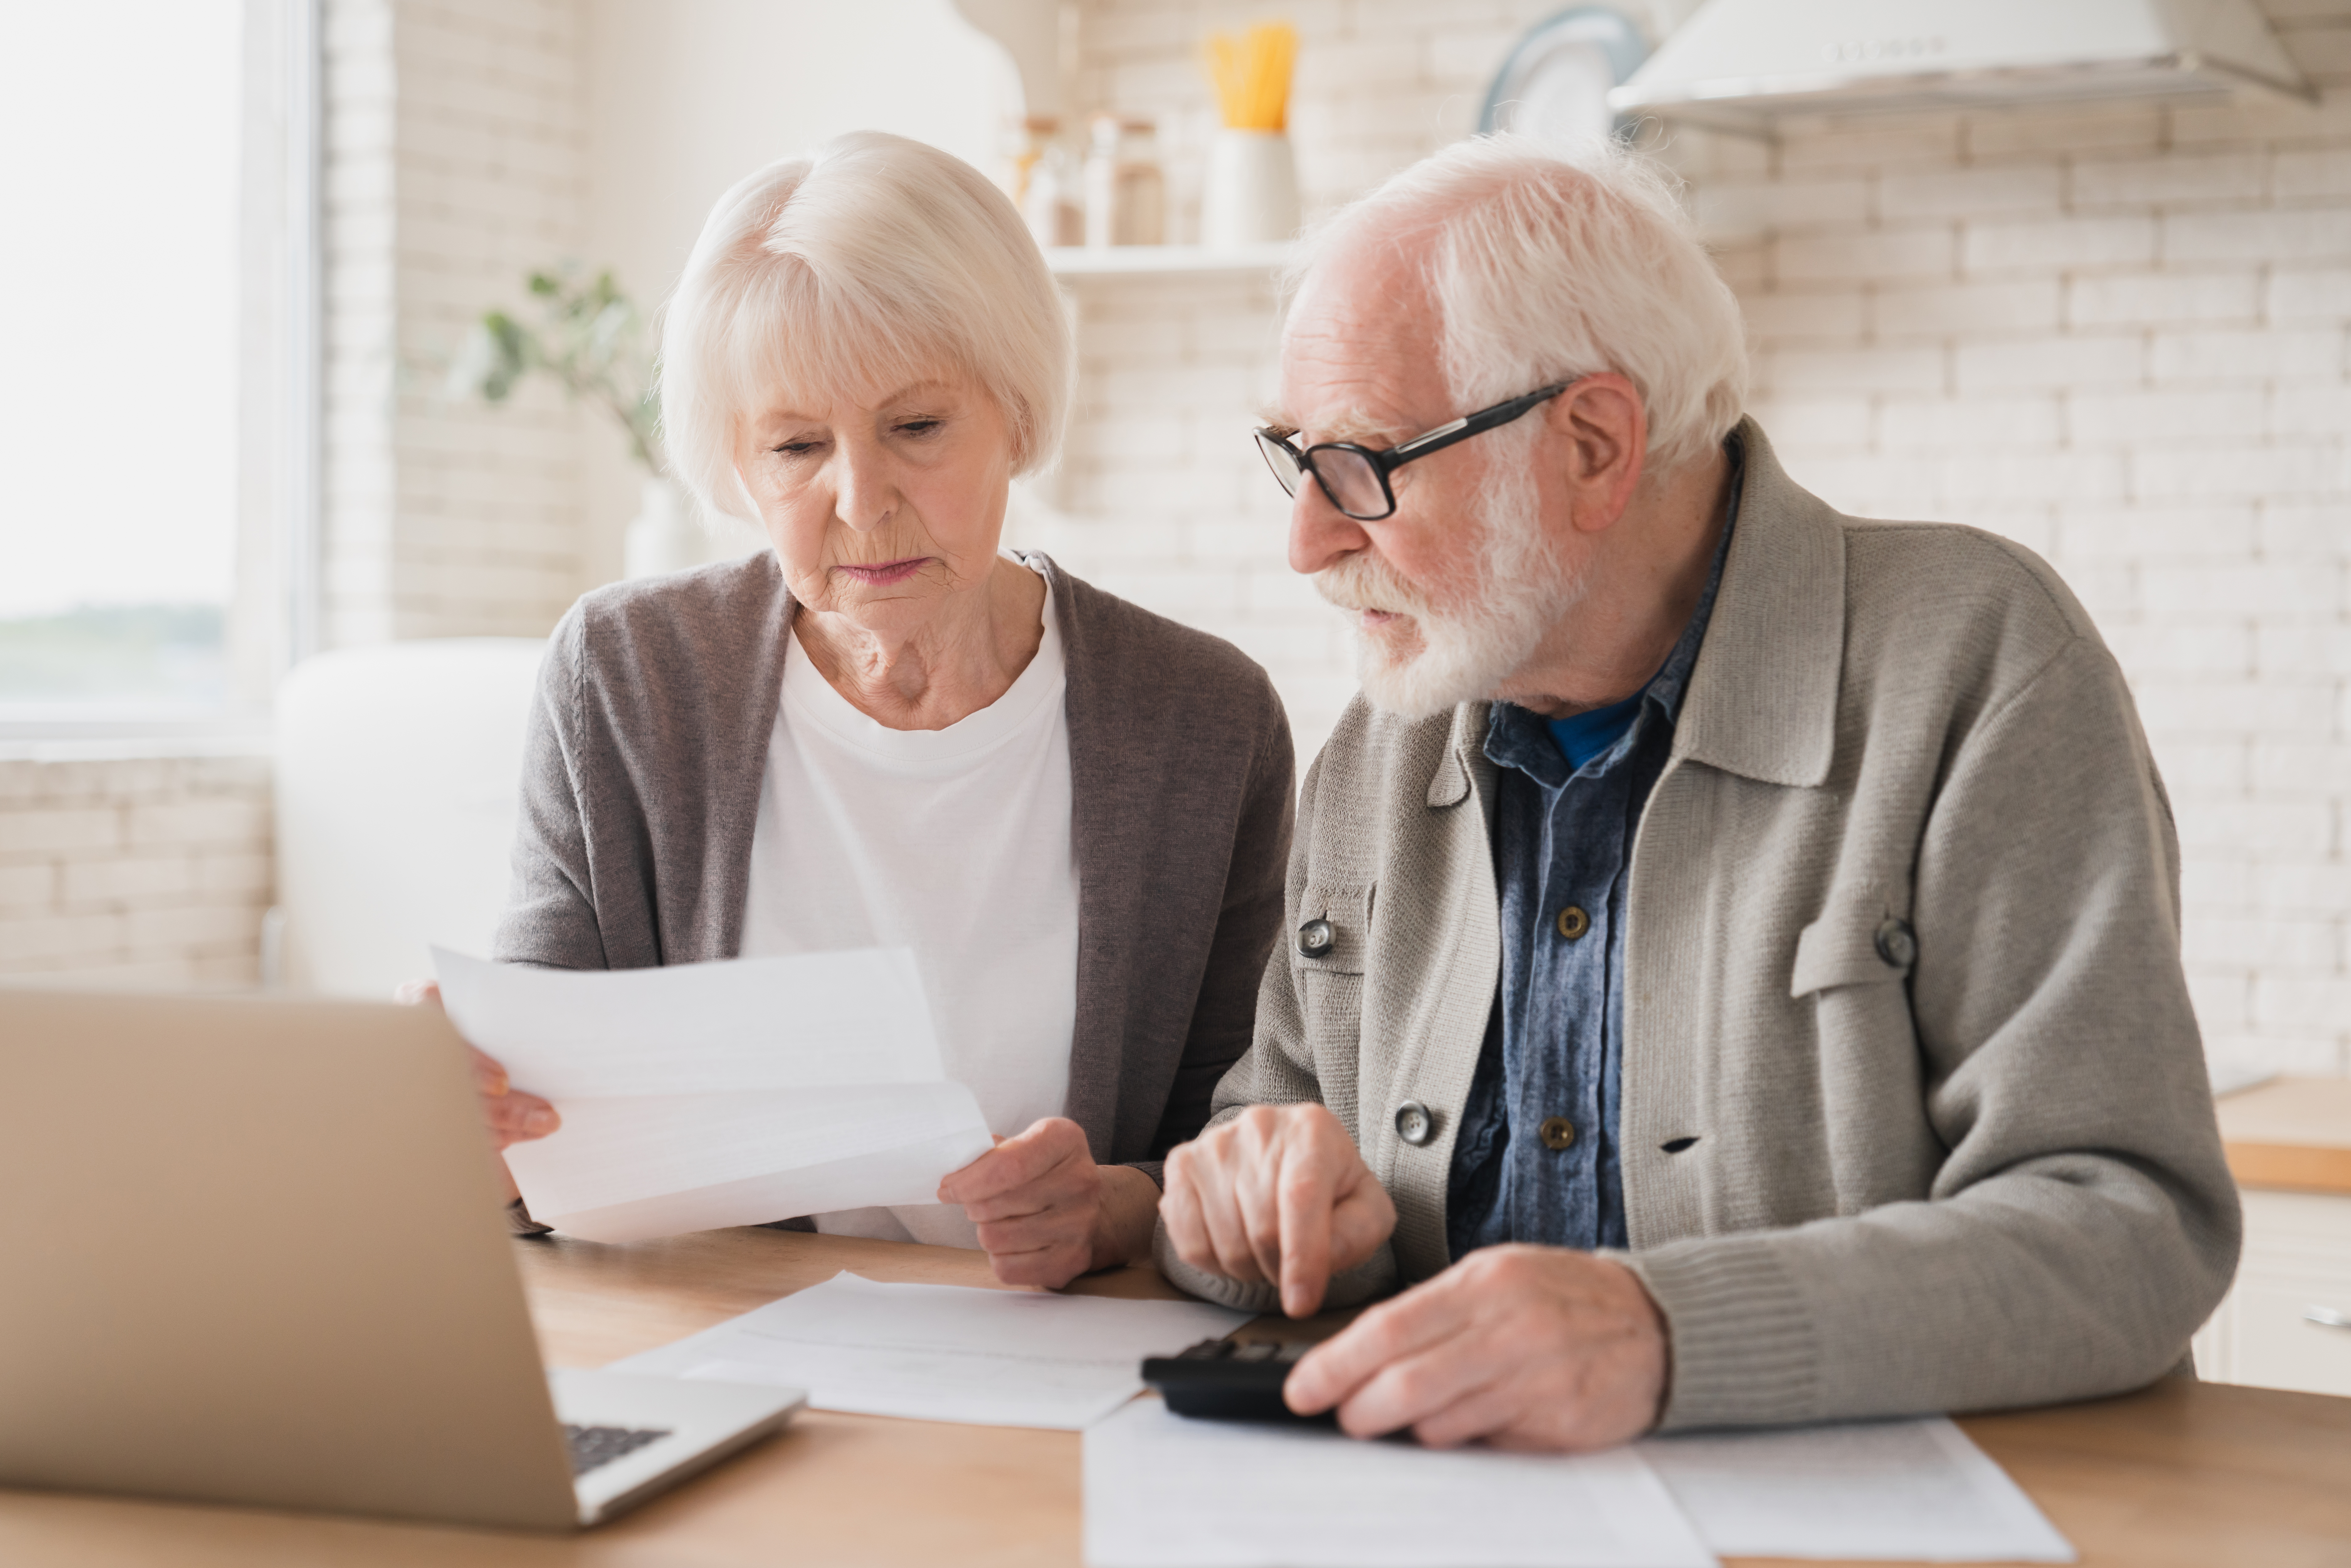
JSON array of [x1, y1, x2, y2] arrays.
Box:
[[1155, 135, 2240, 1453]]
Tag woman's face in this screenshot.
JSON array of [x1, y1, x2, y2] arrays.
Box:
[[736, 375, 1015, 635]]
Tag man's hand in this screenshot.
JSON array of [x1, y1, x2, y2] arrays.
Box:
[[937, 1117, 1160, 1291], [1284, 1245, 1668, 1451], [1160, 1104, 1396, 1318]]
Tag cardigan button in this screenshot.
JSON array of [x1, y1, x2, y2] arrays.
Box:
[[1394, 1101, 1435, 1146], [1874, 917, 1918, 970], [1297, 917, 1336, 959]]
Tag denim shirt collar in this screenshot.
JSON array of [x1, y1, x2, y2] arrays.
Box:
[[1482, 440, 1745, 789]]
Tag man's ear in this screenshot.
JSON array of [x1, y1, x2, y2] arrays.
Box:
[[1544, 374, 1648, 534]]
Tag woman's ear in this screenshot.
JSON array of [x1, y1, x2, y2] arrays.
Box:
[[1546, 374, 1648, 535]]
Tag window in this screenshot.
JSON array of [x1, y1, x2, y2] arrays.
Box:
[[0, 1, 256, 725]]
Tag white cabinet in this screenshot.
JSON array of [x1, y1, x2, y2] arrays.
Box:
[[2193, 1188, 2351, 1396]]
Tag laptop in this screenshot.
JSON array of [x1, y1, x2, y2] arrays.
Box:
[[0, 987, 804, 1532]]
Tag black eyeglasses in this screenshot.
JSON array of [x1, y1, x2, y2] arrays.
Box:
[[1253, 381, 1574, 522]]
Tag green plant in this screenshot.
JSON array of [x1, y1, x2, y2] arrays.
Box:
[[450, 268, 665, 473]]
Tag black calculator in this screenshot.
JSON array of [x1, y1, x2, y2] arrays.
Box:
[[1140, 1337, 1332, 1424]]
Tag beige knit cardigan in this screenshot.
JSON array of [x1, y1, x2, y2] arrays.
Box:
[[1160, 418, 2241, 1432]]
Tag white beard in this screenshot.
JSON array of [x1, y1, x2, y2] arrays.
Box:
[[1315, 444, 1582, 720]]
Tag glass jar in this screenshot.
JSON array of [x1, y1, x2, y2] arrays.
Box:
[[1007, 114, 1054, 207], [1020, 120, 1083, 250], [1083, 115, 1165, 248]]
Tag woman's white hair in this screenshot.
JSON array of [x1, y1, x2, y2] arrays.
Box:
[[660, 130, 1072, 523], [1288, 134, 1747, 476]]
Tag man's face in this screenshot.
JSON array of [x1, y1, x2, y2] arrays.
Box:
[[1273, 250, 1582, 718]]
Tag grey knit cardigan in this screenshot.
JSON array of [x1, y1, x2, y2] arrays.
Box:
[[491, 551, 1294, 1182]]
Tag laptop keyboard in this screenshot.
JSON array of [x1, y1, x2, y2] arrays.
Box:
[[564, 1422, 672, 1477]]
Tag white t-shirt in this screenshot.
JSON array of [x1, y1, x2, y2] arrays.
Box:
[[737, 569, 1078, 1248]]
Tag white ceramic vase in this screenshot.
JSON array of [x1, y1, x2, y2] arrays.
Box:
[[1200, 128, 1301, 250], [623, 475, 702, 580]]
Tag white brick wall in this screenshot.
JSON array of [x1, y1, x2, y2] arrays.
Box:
[[1028, 0, 2351, 1079], [0, 754, 274, 988], [323, 0, 590, 647]]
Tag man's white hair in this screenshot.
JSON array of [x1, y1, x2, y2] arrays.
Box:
[[660, 130, 1072, 524], [1288, 134, 1747, 475]]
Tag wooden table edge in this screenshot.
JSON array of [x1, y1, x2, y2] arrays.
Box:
[[2223, 1140, 2351, 1196]]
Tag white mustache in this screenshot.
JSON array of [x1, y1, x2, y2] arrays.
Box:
[[1313, 551, 1431, 618]]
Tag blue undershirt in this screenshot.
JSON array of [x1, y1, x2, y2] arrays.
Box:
[[1545, 693, 1645, 771]]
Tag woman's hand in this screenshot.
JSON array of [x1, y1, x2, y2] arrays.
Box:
[[394, 979, 561, 1150], [937, 1116, 1161, 1290]]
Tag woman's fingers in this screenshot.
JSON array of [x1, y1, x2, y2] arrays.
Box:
[[939, 1117, 1083, 1207], [933, 1119, 1107, 1290], [956, 1152, 1086, 1222], [974, 1222, 1090, 1289], [936, 1144, 1007, 1207], [399, 978, 544, 1147], [468, 1046, 510, 1096], [392, 978, 443, 1009], [450, 1036, 547, 1146], [482, 1087, 558, 1148]]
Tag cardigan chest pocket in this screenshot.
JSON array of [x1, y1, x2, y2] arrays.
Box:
[[1293, 883, 1372, 1076], [1291, 883, 1373, 976], [1792, 897, 1916, 997]]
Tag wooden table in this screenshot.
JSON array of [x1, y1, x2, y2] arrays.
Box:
[[3, 1228, 2348, 1566]]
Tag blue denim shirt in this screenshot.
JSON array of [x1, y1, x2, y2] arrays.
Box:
[[1445, 464, 1740, 1260]]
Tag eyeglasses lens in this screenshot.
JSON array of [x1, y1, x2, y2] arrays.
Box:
[[1254, 431, 1305, 498], [1314, 449, 1389, 520]]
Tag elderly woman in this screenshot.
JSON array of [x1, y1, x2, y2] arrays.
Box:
[[467, 131, 1291, 1289]]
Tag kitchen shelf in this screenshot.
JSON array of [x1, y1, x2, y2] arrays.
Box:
[[1043, 243, 1294, 277]]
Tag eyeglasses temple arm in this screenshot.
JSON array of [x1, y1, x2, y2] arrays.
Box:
[[1384, 382, 1572, 466]]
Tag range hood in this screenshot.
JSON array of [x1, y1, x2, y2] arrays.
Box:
[[1609, 0, 2314, 135]]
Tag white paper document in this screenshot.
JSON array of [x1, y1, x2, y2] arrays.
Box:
[[1083, 1397, 1717, 1568], [614, 1271, 1250, 1431], [432, 948, 992, 1242], [1642, 1417, 2075, 1562]]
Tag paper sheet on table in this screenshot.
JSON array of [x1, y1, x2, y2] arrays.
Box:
[[1083, 1396, 1717, 1568], [431, 948, 992, 1242], [612, 1271, 1251, 1430], [1641, 1417, 2075, 1562]]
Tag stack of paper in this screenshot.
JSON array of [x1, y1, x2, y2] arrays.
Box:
[[1083, 1402, 2077, 1568], [615, 1271, 1251, 1430], [433, 948, 993, 1242], [1641, 1418, 2076, 1562], [1084, 1398, 1715, 1568]]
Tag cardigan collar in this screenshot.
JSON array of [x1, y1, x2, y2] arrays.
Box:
[[1668, 418, 1844, 789], [1424, 415, 1845, 807]]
